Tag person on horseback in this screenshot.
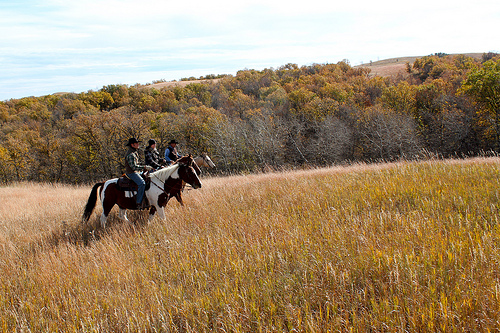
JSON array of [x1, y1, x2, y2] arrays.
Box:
[[125, 137, 152, 209], [144, 139, 165, 170], [164, 139, 182, 165]]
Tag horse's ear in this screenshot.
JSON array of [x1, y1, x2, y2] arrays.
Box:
[[184, 154, 193, 165]]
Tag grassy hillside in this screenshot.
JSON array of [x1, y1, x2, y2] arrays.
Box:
[[355, 53, 484, 77], [1, 157, 500, 331]]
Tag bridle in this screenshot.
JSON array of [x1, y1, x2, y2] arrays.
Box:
[[149, 166, 180, 196], [150, 163, 195, 197], [201, 154, 210, 165]]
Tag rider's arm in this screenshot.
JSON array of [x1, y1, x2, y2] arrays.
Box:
[[126, 152, 144, 172], [164, 147, 172, 164]]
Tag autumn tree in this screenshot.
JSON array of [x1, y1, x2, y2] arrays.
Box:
[[0, 56, 496, 181], [460, 59, 500, 150], [178, 105, 227, 154], [78, 91, 114, 111], [357, 106, 421, 160], [380, 81, 417, 115]]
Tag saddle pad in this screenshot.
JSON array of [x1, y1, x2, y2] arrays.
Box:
[[125, 191, 136, 198]]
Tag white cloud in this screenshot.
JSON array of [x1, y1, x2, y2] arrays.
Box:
[[0, 0, 499, 100]]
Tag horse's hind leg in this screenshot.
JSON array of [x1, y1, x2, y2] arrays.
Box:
[[118, 208, 133, 225], [100, 213, 108, 229], [101, 200, 115, 229]]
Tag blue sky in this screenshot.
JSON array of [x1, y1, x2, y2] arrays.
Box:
[[1, 0, 498, 100]]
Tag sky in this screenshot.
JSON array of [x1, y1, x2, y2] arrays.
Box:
[[0, 0, 499, 101]]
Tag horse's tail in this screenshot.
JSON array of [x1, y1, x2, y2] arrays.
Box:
[[82, 182, 104, 222]]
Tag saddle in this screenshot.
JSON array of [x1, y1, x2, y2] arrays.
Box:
[[116, 173, 151, 191]]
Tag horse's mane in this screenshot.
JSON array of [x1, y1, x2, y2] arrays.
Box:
[[177, 155, 193, 164], [150, 164, 179, 181], [150, 155, 195, 182]]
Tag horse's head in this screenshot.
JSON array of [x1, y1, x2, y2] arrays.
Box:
[[178, 154, 201, 175], [192, 154, 215, 176], [177, 155, 202, 189], [199, 153, 216, 168]]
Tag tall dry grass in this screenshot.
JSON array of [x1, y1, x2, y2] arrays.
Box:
[[1, 157, 500, 332]]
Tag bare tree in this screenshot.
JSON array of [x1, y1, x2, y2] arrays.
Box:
[[358, 107, 422, 160]]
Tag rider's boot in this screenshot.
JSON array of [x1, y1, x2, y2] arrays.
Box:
[[136, 197, 149, 210]]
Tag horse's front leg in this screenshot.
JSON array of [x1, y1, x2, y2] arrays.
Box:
[[174, 193, 184, 206], [149, 205, 166, 221], [148, 205, 157, 222]]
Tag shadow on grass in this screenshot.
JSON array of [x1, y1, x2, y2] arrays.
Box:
[[34, 210, 151, 252]]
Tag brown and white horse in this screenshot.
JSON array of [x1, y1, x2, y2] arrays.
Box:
[[82, 155, 202, 228]]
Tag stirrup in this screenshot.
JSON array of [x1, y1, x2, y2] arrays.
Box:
[[137, 200, 149, 210]]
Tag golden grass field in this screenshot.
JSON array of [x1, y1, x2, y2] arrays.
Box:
[[1, 157, 500, 332]]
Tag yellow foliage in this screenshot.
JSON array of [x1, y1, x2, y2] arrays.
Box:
[[380, 81, 417, 114]]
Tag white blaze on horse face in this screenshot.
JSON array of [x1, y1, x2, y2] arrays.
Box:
[[206, 156, 215, 168]]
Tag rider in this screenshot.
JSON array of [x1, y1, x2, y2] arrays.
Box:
[[125, 137, 152, 209], [164, 139, 182, 165], [144, 139, 165, 170]]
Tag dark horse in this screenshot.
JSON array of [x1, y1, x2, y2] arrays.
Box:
[[82, 155, 202, 228]]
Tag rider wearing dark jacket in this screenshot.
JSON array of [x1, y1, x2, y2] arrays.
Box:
[[144, 139, 165, 170], [125, 137, 152, 209]]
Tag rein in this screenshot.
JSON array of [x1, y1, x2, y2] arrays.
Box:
[[150, 176, 169, 193], [150, 164, 187, 197], [150, 169, 177, 196]]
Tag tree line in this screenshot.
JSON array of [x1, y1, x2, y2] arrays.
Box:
[[0, 53, 499, 184]]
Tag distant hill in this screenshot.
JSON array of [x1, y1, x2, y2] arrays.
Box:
[[54, 53, 486, 95], [355, 53, 483, 77], [144, 57, 418, 89], [147, 78, 222, 90], [356, 56, 418, 77], [146, 54, 486, 89]]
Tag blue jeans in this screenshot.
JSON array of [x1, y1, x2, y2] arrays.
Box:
[[127, 172, 145, 204]]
